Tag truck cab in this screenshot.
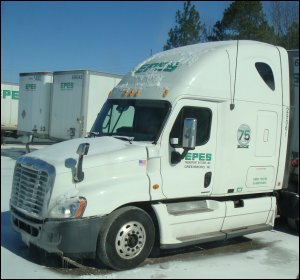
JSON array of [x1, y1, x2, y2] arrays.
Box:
[[10, 40, 290, 270]]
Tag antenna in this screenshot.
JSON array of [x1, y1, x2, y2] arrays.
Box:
[[231, 40, 239, 111], [226, 50, 233, 108]]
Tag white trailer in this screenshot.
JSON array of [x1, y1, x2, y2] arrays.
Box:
[[288, 50, 299, 177], [17, 72, 53, 138], [279, 50, 299, 231], [49, 70, 122, 140], [1, 82, 19, 140], [9, 41, 296, 270]]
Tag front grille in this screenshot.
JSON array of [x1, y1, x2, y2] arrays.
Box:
[[10, 157, 55, 218]]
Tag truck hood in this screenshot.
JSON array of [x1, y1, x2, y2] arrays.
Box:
[[23, 136, 148, 174]]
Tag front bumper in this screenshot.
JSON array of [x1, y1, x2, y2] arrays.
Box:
[[10, 206, 105, 258]]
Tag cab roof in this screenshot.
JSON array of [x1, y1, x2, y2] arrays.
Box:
[[110, 40, 288, 106]]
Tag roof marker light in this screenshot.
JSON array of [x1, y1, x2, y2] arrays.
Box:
[[108, 91, 112, 97], [123, 90, 128, 97], [129, 89, 134, 97], [152, 184, 159, 190], [163, 89, 169, 97], [135, 89, 141, 97]]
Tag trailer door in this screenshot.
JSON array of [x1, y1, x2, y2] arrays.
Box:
[[50, 73, 84, 139]]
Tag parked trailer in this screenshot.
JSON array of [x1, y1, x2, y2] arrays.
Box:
[[10, 41, 297, 270], [279, 50, 299, 232], [49, 70, 122, 140], [1, 82, 19, 141], [17, 72, 53, 138]]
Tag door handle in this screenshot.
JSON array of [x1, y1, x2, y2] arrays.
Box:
[[204, 172, 212, 188]]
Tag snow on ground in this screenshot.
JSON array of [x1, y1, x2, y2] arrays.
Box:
[[1, 143, 299, 279]]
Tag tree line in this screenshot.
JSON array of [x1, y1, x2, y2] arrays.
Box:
[[164, 1, 299, 50]]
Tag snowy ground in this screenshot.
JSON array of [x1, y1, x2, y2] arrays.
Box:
[[1, 142, 299, 279]]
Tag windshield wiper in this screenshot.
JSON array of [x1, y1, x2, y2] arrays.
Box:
[[88, 132, 100, 138], [113, 136, 134, 144]]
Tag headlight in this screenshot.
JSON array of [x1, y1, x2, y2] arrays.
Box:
[[49, 197, 87, 218]]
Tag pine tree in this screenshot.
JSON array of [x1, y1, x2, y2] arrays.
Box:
[[163, 1, 205, 50], [207, 21, 225, 41], [208, 1, 276, 44]]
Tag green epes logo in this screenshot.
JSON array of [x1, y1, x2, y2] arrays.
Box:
[[25, 84, 36, 90], [1, 90, 19, 100], [185, 153, 212, 161], [135, 62, 180, 74], [61, 82, 74, 90]]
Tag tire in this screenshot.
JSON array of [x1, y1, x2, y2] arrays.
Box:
[[96, 206, 155, 270], [287, 218, 299, 233]]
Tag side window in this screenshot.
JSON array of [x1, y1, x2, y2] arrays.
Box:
[[170, 107, 212, 147], [255, 62, 275, 91]]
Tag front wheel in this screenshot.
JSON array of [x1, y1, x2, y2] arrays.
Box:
[[96, 206, 155, 270]]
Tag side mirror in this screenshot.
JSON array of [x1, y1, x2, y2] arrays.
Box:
[[182, 118, 197, 150], [171, 118, 197, 164], [77, 143, 90, 156], [74, 143, 90, 182], [20, 133, 34, 153], [20, 133, 33, 145]]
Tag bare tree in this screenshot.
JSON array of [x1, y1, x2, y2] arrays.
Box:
[[269, 1, 299, 48]]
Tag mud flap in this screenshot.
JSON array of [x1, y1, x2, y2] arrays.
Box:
[[278, 190, 299, 219]]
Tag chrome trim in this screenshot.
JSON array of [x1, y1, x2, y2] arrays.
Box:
[[166, 200, 212, 216], [10, 157, 55, 219]]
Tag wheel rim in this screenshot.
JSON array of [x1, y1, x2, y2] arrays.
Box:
[[115, 221, 146, 259]]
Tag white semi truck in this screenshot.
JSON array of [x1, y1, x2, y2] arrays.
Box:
[[1, 82, 19, 142], [10, 41, 298, 270]]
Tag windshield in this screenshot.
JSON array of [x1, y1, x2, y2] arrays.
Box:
[[90, 99, 171, 142]]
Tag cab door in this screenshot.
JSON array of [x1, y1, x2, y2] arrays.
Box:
[[160, 99, 218, 199]]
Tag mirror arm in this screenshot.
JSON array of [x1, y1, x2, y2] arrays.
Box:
[[171, 148, 193, 164], [180, 148, 190, 160], [74, 155, 84, 182]]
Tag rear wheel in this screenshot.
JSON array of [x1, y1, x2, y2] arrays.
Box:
[[287, 218, 299, 233], [96, 206, 155, 270]]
